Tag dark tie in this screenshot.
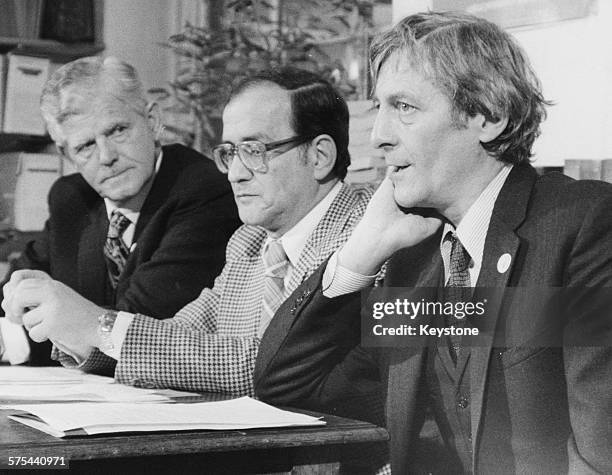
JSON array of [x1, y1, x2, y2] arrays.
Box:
[[259, 239, 290, 338], [103, 210, 131, 289], [443, 231, 471, 363]]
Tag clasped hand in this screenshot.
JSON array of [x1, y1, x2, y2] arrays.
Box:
[[2, 270, 105, 361]]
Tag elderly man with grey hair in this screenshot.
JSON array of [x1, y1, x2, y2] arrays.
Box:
[[0, 56, 240, 366]]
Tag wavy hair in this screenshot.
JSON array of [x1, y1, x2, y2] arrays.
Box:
[[40, 56, 147, 147], [370, 11, 551, 165]]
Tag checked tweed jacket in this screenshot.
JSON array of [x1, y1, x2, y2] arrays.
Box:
[[78, 183, 373, 395]]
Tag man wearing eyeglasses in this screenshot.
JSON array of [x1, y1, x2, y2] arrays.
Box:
[[0, 56, 240, 367], [2, 66, 384, 437]]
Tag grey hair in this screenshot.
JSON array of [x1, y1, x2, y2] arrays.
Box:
[[370, 11, 551, 165], [40, 56, 147, 146]]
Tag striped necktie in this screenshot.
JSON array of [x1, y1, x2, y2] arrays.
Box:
[[103, 210, 131, 289], [443, 231, 472, 363], [259, 239, 290, 338]]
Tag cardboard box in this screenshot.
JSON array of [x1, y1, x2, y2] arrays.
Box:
[[2, 54, 50, 135], [0, 152, 20, 226], [0, 55, 6, 132], [563, 159, 601, 181], [12, 153, 60, 231], [601, 159, 612, 184]]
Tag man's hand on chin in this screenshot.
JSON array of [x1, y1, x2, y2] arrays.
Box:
[[3, 271, 104, 362], [339, 177, 442, 275]]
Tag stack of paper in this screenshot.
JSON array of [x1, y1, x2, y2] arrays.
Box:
[[0, 383, 189, 403], [0, 366, 197, 403], [5, 397, 325, 437], [0, 366, 85, 385]]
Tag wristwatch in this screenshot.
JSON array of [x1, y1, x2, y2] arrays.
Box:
[[97, 310, 119, 352]]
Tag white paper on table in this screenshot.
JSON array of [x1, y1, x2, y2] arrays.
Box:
[[0, 366, 198, 402], [0, 366, 85, 385], [5, 397, 325, 437], [0, 383, 177, 402]]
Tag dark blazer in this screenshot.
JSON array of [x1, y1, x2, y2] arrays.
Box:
[[6, 144, 240, 364], [255, 163, 612, 474]]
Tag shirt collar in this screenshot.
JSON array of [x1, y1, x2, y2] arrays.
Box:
[[265, 181, 342, 267], [104, 150, 163, 222], [441, 164, 513, 273]]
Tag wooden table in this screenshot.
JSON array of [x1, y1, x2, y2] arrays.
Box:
[[0, 405, 388, 474]]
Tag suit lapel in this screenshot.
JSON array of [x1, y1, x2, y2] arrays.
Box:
[[118, 148, 176, 288], [385, 235, 443, 474], [287, 184, 363, 293], [133, 147, 175, 242], [470, 163, 537, 456], [78, 202, 108, 304], [257, 184, 369, 373], [383, 229, 443, 473]]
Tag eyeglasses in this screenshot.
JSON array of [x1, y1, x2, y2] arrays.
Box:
[[212, 136, 310, 173]]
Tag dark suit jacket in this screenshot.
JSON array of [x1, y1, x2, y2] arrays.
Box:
[[4, 144, 240, 365], [255, 163, 612, 474]]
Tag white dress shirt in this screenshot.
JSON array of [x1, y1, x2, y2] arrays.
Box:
[[104, 182, 343, 361], [440, 165, 512, 285]]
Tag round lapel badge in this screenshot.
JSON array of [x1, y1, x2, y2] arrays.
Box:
[[497, 253, 511, 274]]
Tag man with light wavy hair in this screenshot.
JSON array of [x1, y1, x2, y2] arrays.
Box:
[[256, 11, 612, 474]]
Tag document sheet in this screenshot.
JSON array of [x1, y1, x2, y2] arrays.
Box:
[[0, 366, 197, 402], [4, 397, 325, 437]]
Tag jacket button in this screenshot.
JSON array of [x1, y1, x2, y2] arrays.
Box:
[[457, 396, 469, 409]]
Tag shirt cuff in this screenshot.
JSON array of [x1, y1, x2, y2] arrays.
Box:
[[322, 251, 377, 298], [100, 311, 135, 361], [0, 318, 31, 365]]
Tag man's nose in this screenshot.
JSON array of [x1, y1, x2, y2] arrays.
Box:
[[227, 153, 253, 183], [371, 109, 396, 151], [98, 137, 119, 165]]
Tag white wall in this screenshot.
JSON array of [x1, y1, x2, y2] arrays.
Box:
[[392, 0, 612, 166], [103, 0, 173, 91], [515, 3, 612, 165]]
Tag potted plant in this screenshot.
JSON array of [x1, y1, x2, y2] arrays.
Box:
[[150, 0, 384, 154]]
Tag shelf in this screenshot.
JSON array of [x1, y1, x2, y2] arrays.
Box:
[[0, 134, 53, 154], [0, 37, 105, 62]]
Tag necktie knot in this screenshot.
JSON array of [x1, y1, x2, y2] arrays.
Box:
[[262, 239, 289, 279], [108, 210, 131, 239]]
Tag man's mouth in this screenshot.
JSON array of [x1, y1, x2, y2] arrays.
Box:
[[102, 169, 128, 182], [388, 164, 411, 174]]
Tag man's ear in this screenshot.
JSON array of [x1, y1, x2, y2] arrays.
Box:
[[146, 102, 163, 139], [308, 134, 337, 180], [475, 114, 509, 144]]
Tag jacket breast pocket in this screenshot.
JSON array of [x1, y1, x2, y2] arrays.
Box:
[[498, 345, 559, 370]]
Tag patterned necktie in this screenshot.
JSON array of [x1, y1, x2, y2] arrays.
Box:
[[444, 231, 471, 363], [103, 210, 131, 289], [259, 239, 290, 338]]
